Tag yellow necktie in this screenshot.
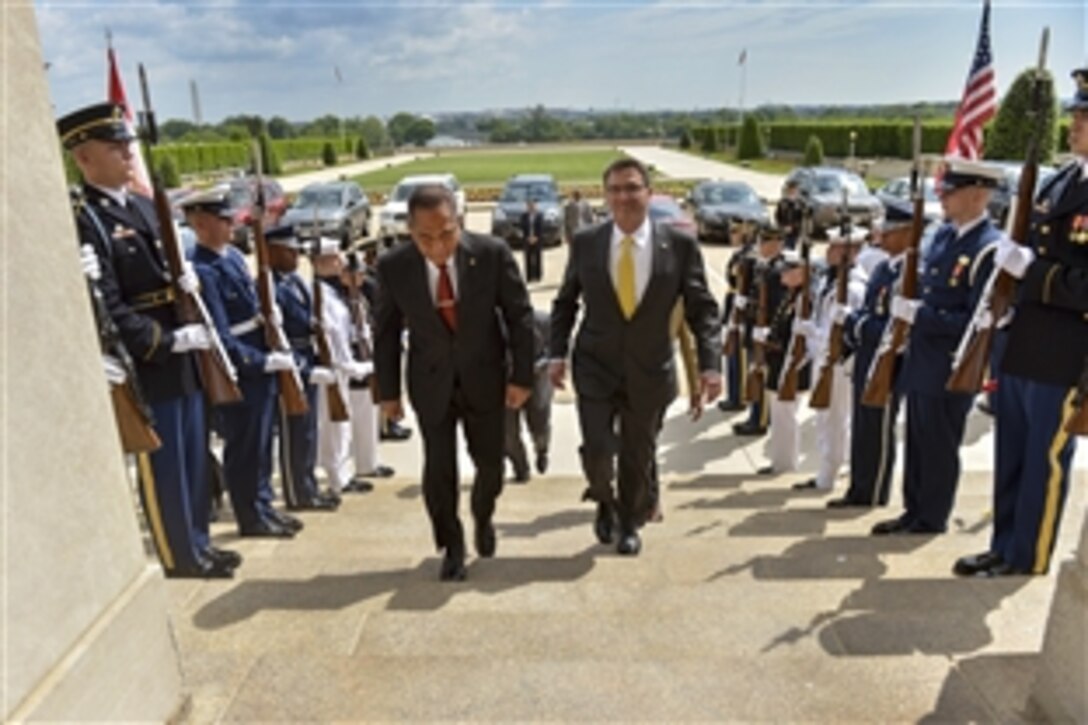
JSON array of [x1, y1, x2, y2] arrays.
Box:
[[617, 235, 636, 319]]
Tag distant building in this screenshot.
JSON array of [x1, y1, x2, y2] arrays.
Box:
[[426, 135, 470, 148]]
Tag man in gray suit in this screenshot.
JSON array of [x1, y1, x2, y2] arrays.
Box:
[[375, 185, 534, 581], [550, 158, 722, 555], [505, 308, 554, 482]]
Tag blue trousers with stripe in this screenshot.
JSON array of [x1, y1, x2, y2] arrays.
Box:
[[725, 346, 744, 408], [277, 383, 321, 508], [218, 374, 279, 532], [902, 392, 973, 531], [846, 372, 900, 506], [992, 374, 1078, 573], [137, 392, 207, 574]]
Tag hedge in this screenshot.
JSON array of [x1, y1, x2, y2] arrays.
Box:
[[147, 136, 348, 180]]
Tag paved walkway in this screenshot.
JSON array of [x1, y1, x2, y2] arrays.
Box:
[[277, 153, 433, 194], [620, 145, 786, 200], [169, 242, 1086, 722]]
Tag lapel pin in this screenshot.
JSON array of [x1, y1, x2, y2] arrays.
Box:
[[469, 257, 477, 267]]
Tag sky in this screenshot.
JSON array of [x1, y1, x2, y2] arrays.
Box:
[[35, 1, 1088, 123]]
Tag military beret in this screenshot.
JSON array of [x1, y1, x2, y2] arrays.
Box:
[[265, 224, 305, 250], [56, 102, 135, 150], [938, 157, 1003, 192], [180, 187, 234, 220], [1065, 67, 1088, 112]]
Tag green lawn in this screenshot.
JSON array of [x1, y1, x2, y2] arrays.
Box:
[[351, 147, 626, 192]]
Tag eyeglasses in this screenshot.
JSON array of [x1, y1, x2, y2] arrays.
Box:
[[605, 183, 647, 196]]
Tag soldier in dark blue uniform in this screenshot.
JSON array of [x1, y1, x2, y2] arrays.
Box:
[[873, 159, 1002, 535], [955, 68, 1088, 577], [184, 190, 299, 538], [775, 180, 805, 250], [59, 103, 236, 578], [266, 226, 341, 512], [832, 200, 913, 508], [733, 225, 784, 436], [718, 225, 755, 413]]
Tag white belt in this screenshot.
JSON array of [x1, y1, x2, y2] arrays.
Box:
[[229, 315, 263, 337]]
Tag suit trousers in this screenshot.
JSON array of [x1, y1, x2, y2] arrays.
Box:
[[768, 393, 799, 472], [576, 390, 661, 528], [814, 361, 852, 489], [349, 386, 380, 476], [419, 385, 505, 551], [724, 346, 746, 408], [218, 374, 278, 531], [992, 374, 1078, 573], [278, 383, 322, 508], [504, 368, 553, 475], [902, 391, 973, 531], [136, 391, 207, 575], [845, 372, 900, 506], [317, 383, 353, 492]]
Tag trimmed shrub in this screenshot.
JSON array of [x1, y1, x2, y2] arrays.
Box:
[[322, 141, 337, 166], [737, 116, 765, 160], [803, 135, 825, 166]]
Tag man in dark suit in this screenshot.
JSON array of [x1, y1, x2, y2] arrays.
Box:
[[521, 198, 544, 282], [954, 67, 1088, 577], [550, 158, 722, 556], [374, 185, 534, 581], [504, 308, 554, 482]]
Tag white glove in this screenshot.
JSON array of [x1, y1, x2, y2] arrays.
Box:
[[733, 294, 749, 311], [102, 355, 126, 385], [80, 244, 101, 281], [309, 366, 337, 386], [995, 238, 1036, 279], [343, 360, 373, 380], [263, 352, 296, 373], [832, 303, 850, 326], [270, 302, 284, 328], [171, 324, 212, 353], [176, 261, 200, 295], [792, 318, 817, 339], [975, 308, 993, 330], [890, 296, 921, 324], [752, 326, 770, 344]]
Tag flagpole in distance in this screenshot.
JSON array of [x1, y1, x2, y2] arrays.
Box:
[[737, 48, 747, 151]]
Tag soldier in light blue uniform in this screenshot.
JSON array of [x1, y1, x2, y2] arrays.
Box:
[[267, 226, 341, 512], [955, 68, 1088, 577], [185, 190, 300, 538], [873, 158, 1002, 535], [59, 102, 235, 578]]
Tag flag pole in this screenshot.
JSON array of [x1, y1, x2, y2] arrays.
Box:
[[737, 49, 747, 150]]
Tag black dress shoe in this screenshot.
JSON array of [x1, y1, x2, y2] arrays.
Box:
[[269, 511, 304, 533], [871, 516, 911, 536], [616, 529, 641, 556], [439, 549, 467, 581], [344, 478, 374, 493], [826, 497, 866, 509], [733, 422, 767, 436], [167, 558, 235, 580], [953, 551, 1004, 577], [323, 491, 342, 507], [718, 400, 745, 412], [983, 562, 1036, 577], [381, 420, 413, 441], [511, 467, 531, 484], [207, 547, 243, 569], [365, 465, 395, 478], [475, 520, 496, 558], [791, 479, 818, 491], [290, 496, 339, 512], [535, 451, 549, 475], [594, 502, 615, 544], [239, 520, 295, 538]]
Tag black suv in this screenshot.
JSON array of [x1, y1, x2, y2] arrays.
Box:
[[491, 174, 562, 248]]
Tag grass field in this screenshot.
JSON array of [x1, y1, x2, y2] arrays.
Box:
[[351, 147, 626, 192]]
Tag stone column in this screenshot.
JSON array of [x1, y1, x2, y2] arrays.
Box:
[[1, 4, 185, 720], [1029, 509, 1088, 722]]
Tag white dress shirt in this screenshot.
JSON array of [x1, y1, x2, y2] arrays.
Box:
[[609, 216, 653, 307], [424, 255, 459, 305]]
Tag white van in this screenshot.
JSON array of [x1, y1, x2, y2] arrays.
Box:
[[378, 173, 466, 247]]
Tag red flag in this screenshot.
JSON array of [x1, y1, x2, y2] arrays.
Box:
[[107, 44, 152, 196], [944, 0, 997, 159]]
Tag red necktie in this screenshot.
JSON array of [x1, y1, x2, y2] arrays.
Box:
[[437, 263, 457, 332]]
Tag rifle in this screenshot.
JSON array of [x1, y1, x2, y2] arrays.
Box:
[[88, 276, 161, 452], [346, 252, 380, 403], [745, 262, 770, 403], [311, 244, 351, 423], [776, 216, 813, 402], [251, 139, 309, 416], [862, 118, 925, 408], [947, 29, 1049, 393], [136, 64, 241, 405], [722, 245, 752, 357], [809, 191, 853, 409], [1065, 357, 1088, 436]]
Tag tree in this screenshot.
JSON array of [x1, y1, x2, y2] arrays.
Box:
[[321, 141, 338, 166], [736, 116, 765, 160], [220, 114, 265, 137], [359, 116, 391, 152], [267, 116, 295, 139], [985, 67, 1058, 163], [158, 154, 181, 188], [700, 126, 720, 154], [387, 112, 418, 146], [255, 132, 282, 175], [355, 136, 370, 160], [803, 135, 825, 166], [159, 119, 198, 142], [679, 127, 694, 150], [404, 117, 436, 147]]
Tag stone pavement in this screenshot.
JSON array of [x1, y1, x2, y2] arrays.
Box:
[[168, 244, 1086, 722], [277, 152, 433, 194], [620, 145, 786, 201]]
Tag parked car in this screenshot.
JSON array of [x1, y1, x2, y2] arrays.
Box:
[[875, 176, 944, 221], [985, 161, 1057, 229], [221, 176, 288, 252], [378, 173, 465, 247], [782, 167, 883, 236], [490, 174, 562, 248], [649, 194, 696, 237], [686, 180, 768, 243], [281, 181, 370, 249]]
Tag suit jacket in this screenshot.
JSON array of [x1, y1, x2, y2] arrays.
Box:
[[1002, 161, 1088, 386], [74, 185, 199, 403], [374, 232, 534, 426], [550, 221, 721, 412]]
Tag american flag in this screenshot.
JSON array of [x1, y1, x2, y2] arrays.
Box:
[[944, 0, 996, 159]]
